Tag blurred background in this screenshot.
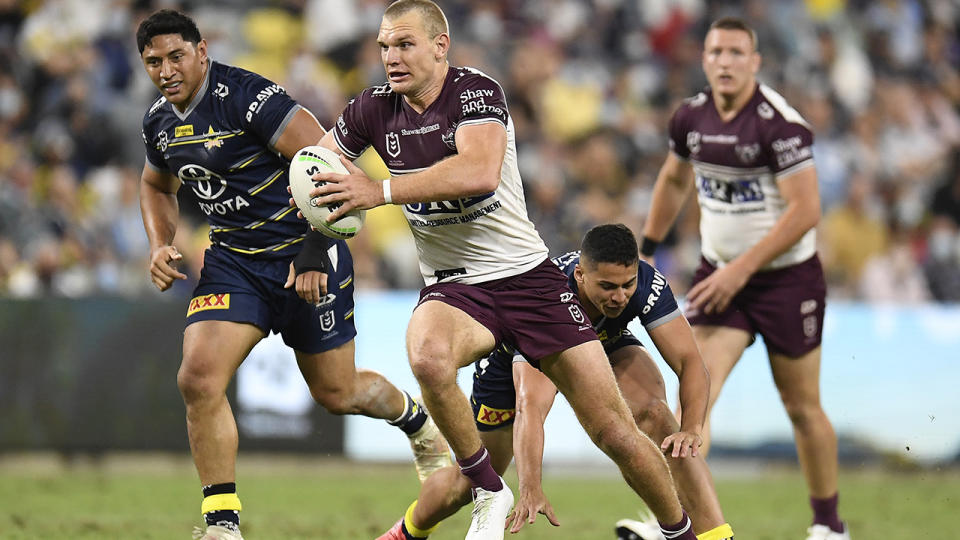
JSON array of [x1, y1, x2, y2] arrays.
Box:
[[0, 0, 958, 467]]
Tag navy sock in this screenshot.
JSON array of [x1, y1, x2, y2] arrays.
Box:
[[401, 520, 427, 539], [811, 493, 843, 532], [388, 391, 428, 435], [659, 510, 696, 540], [457, 447, 502, 492], [202, 482, 240, 528]]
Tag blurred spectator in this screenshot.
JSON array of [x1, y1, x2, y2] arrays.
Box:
[[820, 172, 889, 297], [0, 0, 955, 305]]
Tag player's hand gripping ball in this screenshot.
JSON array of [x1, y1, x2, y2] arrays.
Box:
[[289, 146, 366, 239]]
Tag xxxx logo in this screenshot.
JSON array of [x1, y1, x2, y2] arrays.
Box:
[[186, 293, 230, 316], [477, 404, 516, 426]]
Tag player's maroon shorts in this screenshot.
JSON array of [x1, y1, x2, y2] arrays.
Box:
[[686, 254, 826, 357], [416, 258, 598, 363]]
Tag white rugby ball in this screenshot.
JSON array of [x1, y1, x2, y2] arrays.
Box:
[[289, 145, 366, 239]]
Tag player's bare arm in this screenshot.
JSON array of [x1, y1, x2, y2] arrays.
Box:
[[507, 360, 560, 534], [307, 122, 507, 222], [273, 108, 326, 160], [273, 107, 331, 303], [686, 166, 820, 314], [139, 163, 186, 291], [647, 316, 709, 458], [641, 152, 695, 265]]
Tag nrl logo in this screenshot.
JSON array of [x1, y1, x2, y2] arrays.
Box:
[[386, 132, 401, 157], [735, 143, 761, 164]]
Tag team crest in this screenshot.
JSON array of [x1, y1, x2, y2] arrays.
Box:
[[687, 131, 701, 155], [158, 131, 169, 152], [441, 125, 457, 150], [735, 143, 761, 164], [385, 132, 401, 157], [757, 102, 774, 120]]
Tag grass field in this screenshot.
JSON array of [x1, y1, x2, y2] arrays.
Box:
[[0, 453, 956, 539]]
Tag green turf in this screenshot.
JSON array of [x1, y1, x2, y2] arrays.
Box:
[[0, 455, 956, 539]]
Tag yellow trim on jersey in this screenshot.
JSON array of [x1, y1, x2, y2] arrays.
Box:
[[696, 523, 734, 540], [231, 151, 264, 171], [344, 309, 354, 320], [216, 236, 305, 255], [404, 500, 439, 537], [168, 132, 240, 147], [201, 493, 242, 515], [248, 169, 284, 196], [339, 276, 353, 289]]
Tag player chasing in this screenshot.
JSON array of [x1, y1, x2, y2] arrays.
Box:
[[291, 1, 701, 538], [642, 17, 849, 540], [135, 10, 450, 540], [375, 224, 734, 540]]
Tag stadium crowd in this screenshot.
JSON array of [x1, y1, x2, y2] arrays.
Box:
[[0, 0, 957, 301]]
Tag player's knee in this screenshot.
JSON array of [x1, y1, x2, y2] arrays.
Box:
[[781, 398, 822, 427], [589, 415, 634, 457], [633, 398, 675, 440], [313, 389, 356, 415], [176, 363, 224, 405], [408, 345, 456, 388]]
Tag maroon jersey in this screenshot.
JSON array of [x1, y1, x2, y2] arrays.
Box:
[[333, 67, 548, 285], [669, 84, 817, 269]]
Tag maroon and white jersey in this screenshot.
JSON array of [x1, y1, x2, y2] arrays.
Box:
[[333, 66, 548, 285], [669, 84, 817, 270]]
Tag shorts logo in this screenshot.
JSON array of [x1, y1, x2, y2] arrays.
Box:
[[803, 315, 818, 338], [319, 309, 335, 331], [386, 132, 401, 157], [568, 305, 585, 324], [477, 404, 516, 426], [187, 293, 230, 316], [800, 299, 818, 315]]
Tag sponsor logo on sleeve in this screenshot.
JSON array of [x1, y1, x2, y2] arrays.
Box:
[[187, 293, 230, 316], [772, 136, 812, 168], [642, 270, 667, 315], [213, 82, 229, 99], [245, 83, 285, 122], [477, 404, 516, 426]]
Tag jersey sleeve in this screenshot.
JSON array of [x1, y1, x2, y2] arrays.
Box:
[[332, 93, 372, 159], [765, 119, 813, 178], [454, 72, 509, 131], [141, 118, 166, 172], [667, 106, 691, 160], [637, 261, 682, 330], [236, 71, 301, 150]]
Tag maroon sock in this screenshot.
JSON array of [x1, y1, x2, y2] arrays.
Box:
[[811, 493, 844, 532], [456, 447, 502, 492], [659, 510, 696, 540]]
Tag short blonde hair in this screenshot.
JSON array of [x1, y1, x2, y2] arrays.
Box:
[[384, 0, 449, 39]]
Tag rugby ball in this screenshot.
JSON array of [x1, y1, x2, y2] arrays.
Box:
[[289, 146, 365, 239]]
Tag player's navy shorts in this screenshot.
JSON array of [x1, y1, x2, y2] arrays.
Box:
[[186, 244, 357, 354], [416, 257, 598, 365], [470, 348, 519, 432], [686, 254, 826, 357], [468, 330, 645, 432]]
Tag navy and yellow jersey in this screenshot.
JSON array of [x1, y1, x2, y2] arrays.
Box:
[[550, 251, 681, 354], [141, 60, 308, 259]]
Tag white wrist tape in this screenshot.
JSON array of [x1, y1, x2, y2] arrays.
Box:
[[382, 178, 393, 205]]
